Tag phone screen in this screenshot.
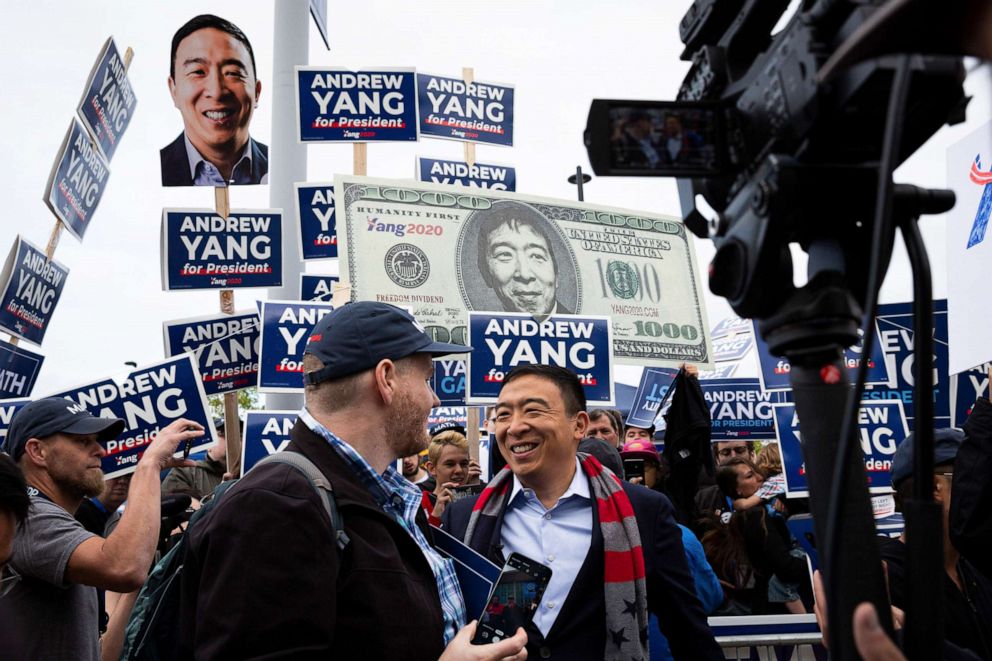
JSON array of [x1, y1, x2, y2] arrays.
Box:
[[472, 553, 552, 645], [623, 457, 645, 480]]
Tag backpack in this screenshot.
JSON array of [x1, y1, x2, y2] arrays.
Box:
[[120, 451, 350, 661]]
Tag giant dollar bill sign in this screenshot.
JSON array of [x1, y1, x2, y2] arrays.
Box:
[[336, 176, 712, 367]]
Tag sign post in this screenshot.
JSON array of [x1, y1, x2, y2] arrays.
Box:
[[214, 185, 242, 477]]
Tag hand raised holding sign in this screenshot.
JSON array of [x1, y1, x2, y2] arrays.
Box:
[[138, 418, 205, 471]]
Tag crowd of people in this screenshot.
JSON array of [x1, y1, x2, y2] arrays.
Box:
[[0, 301, 989, 660]]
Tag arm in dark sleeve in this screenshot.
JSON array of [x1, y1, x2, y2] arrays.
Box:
[[954, 397, 992, 577], [641, 491, 723, 660], [746, 509, 807, 584], [180, 477, 338, 660]]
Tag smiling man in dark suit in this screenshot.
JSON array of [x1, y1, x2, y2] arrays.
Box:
[[443, 364, 721, 660]]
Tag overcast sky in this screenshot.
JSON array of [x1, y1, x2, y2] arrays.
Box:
[[0, 0, 987, 397]]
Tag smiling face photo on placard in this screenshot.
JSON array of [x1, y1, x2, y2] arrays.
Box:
[[457, 200, 578, 316], [161, 14, 268, 187]]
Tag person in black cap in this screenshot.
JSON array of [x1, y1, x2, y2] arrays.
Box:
[[878, 428, 992, 660], [179, 302, 528, 660], [161, 417, 227, 499], [1, 397, 202, 661]]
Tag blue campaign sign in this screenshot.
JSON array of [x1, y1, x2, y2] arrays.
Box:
[[43, 118, 110, 242], [241, 410, 297, 477], [626, 368, 679, 429], [49, 354, 217, 478], [868, 300, 951, 427], [296, 67, 418, 142], [0, 398, 30, 448], [712, 333, 753, 363], [0, 236, 69, 346], [698, 363, 739, 380], [161, 208, 283, 290], [952, 361, 990, 427], [710, 316, 753, 339], [466, 313, 614, 405], [0, 339, 44, 399], [163, 310, 259, 396], [300, 274, 339, 301], [701, 378, 778, 441], [76, 37, 136, 161], [417, 73, 514, 146], [295, 182, 337, 260], [432, 359, 466, 406], [258, 300, 335, 393], [775, 399, 909, 497], [754, 320, 889, 391], [429, 406, 467, 429], [416, 157, 516, 191]]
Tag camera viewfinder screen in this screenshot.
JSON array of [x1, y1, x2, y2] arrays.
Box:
[[476, 565, 547, 639], [608, 105, 719, 174]]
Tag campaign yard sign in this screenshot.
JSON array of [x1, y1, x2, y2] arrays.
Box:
[[296, 67, 418, 142], [429, 406, 467, 429], [296, 182, 337, 259], [161, 209, 283, 290], [867, 300, 951, 427], [0, 399, 30, 447], [49, 354, 216, 478], [710, 316, 753, 340], [466, 313, 614, 405], [0, 236, 69, 346], [44, 118, 110, 242], [416, 157, 516, 191], [0, 339, 44, 399], [626, 368, 679, 429], [417, 73, 514, 146], [258, 301, 335, 393], [701, 378, 779, 441], [753, 320, 889, 391], [76, 37, 136, 161], [775, 399, 909, 497], [241, 410, 297, 476], [163, 311, 260, 396], [698, 363, 739, 380], [432, 359, 466, 406], [300, 274, 339, 301], [712, 333, 753, 363], [952, 361, 990, 427]]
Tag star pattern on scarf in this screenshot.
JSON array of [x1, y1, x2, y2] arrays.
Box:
[[622, 598, 638, 617], [610, 627, 630, 648]]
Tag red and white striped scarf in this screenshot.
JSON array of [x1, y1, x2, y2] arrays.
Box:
[[463, 453, 649, 661]]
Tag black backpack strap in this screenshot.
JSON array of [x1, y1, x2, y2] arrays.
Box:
[[255, 452, 351, 551]]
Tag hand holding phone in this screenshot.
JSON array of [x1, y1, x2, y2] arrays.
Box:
[[471, 552, 552, 645]]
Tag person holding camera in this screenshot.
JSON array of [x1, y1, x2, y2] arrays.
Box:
[[0, 398, 203, 661], [424, 426, 481, 524]]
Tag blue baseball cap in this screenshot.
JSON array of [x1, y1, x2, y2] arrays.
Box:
[[3, 397, 125, 462], [890, 427, 964, 487], [303, 302, 471, 386]]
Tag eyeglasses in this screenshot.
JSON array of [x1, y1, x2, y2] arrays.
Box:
[[716, 446, 750, 458], [0, 565, 21, 598]]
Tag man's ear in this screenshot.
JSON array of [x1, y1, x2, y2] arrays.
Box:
[[933, 476, 948, 503], [424, 461, 436, 477], [574, 410, 590, 439], [168, 77, 178, 109], [373, 359, 399, 406], [254, 80, 262, 108], [22, 437, 48, 467]]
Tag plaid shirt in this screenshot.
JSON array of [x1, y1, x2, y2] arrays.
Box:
[[299, 409, 465, 645]]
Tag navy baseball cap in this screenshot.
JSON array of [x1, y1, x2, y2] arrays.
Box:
[[303, 302, 471, 386], [3, 397, 125, 462], [890, 427, 965, 487]]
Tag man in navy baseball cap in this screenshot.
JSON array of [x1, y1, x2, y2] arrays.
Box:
[[2, 397, 125, 462]]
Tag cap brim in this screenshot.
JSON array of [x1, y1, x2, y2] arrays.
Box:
[[621, 450, 660, 463], [63, 416, 126, 441], [418, 341, 473, 357]]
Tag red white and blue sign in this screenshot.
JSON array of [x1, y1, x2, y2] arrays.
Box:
[[416, 157, 516, 191], [0, 236, 69, 346], [296, 67, 418, 142], [163, 311, 260, 396], [48, 354, 217, 479], [258, 300, 334, 394], [952, 361, 989, 427], [44, 118, 110, 242], [300, 274, 339, 302], [866, 300, 950, 427], [967, 155, 992, 248], [626, 367, 679, 429], [432, 359, 466, 406], [417, 73, 514, 146], [775, 399, 909, 497], [429, 406, 467, 429], [76, 37, 136, 161], [701, 378, 781, 441], [466, 313, 614, 405], [295, 182, 337, 260], [161, 208, 283, 290], [0, 398, 30, 447], [241, 410, 297, 477], [0, 339, 44, 399], [754, 320, 889, 392]]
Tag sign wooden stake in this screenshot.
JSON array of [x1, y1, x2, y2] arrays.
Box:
[[214, 185, 242, 476], [353, 143, 367, 175], [467, 407, 481, 463], [462, 67, 476, 167]]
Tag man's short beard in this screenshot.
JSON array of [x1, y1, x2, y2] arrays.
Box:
[[50, 462, 105, 500], [388, 392, 431, 460]]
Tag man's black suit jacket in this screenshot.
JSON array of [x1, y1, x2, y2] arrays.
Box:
[[159, 132, 268, 186], [443, 479, 723, 660]]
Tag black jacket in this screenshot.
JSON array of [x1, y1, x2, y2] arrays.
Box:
[[663, 371, 713, 527], [160, 132, 268, 186], [178, 420, 446, 660], [954, 397, 992, 579], [443, 479, 722, 660]]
